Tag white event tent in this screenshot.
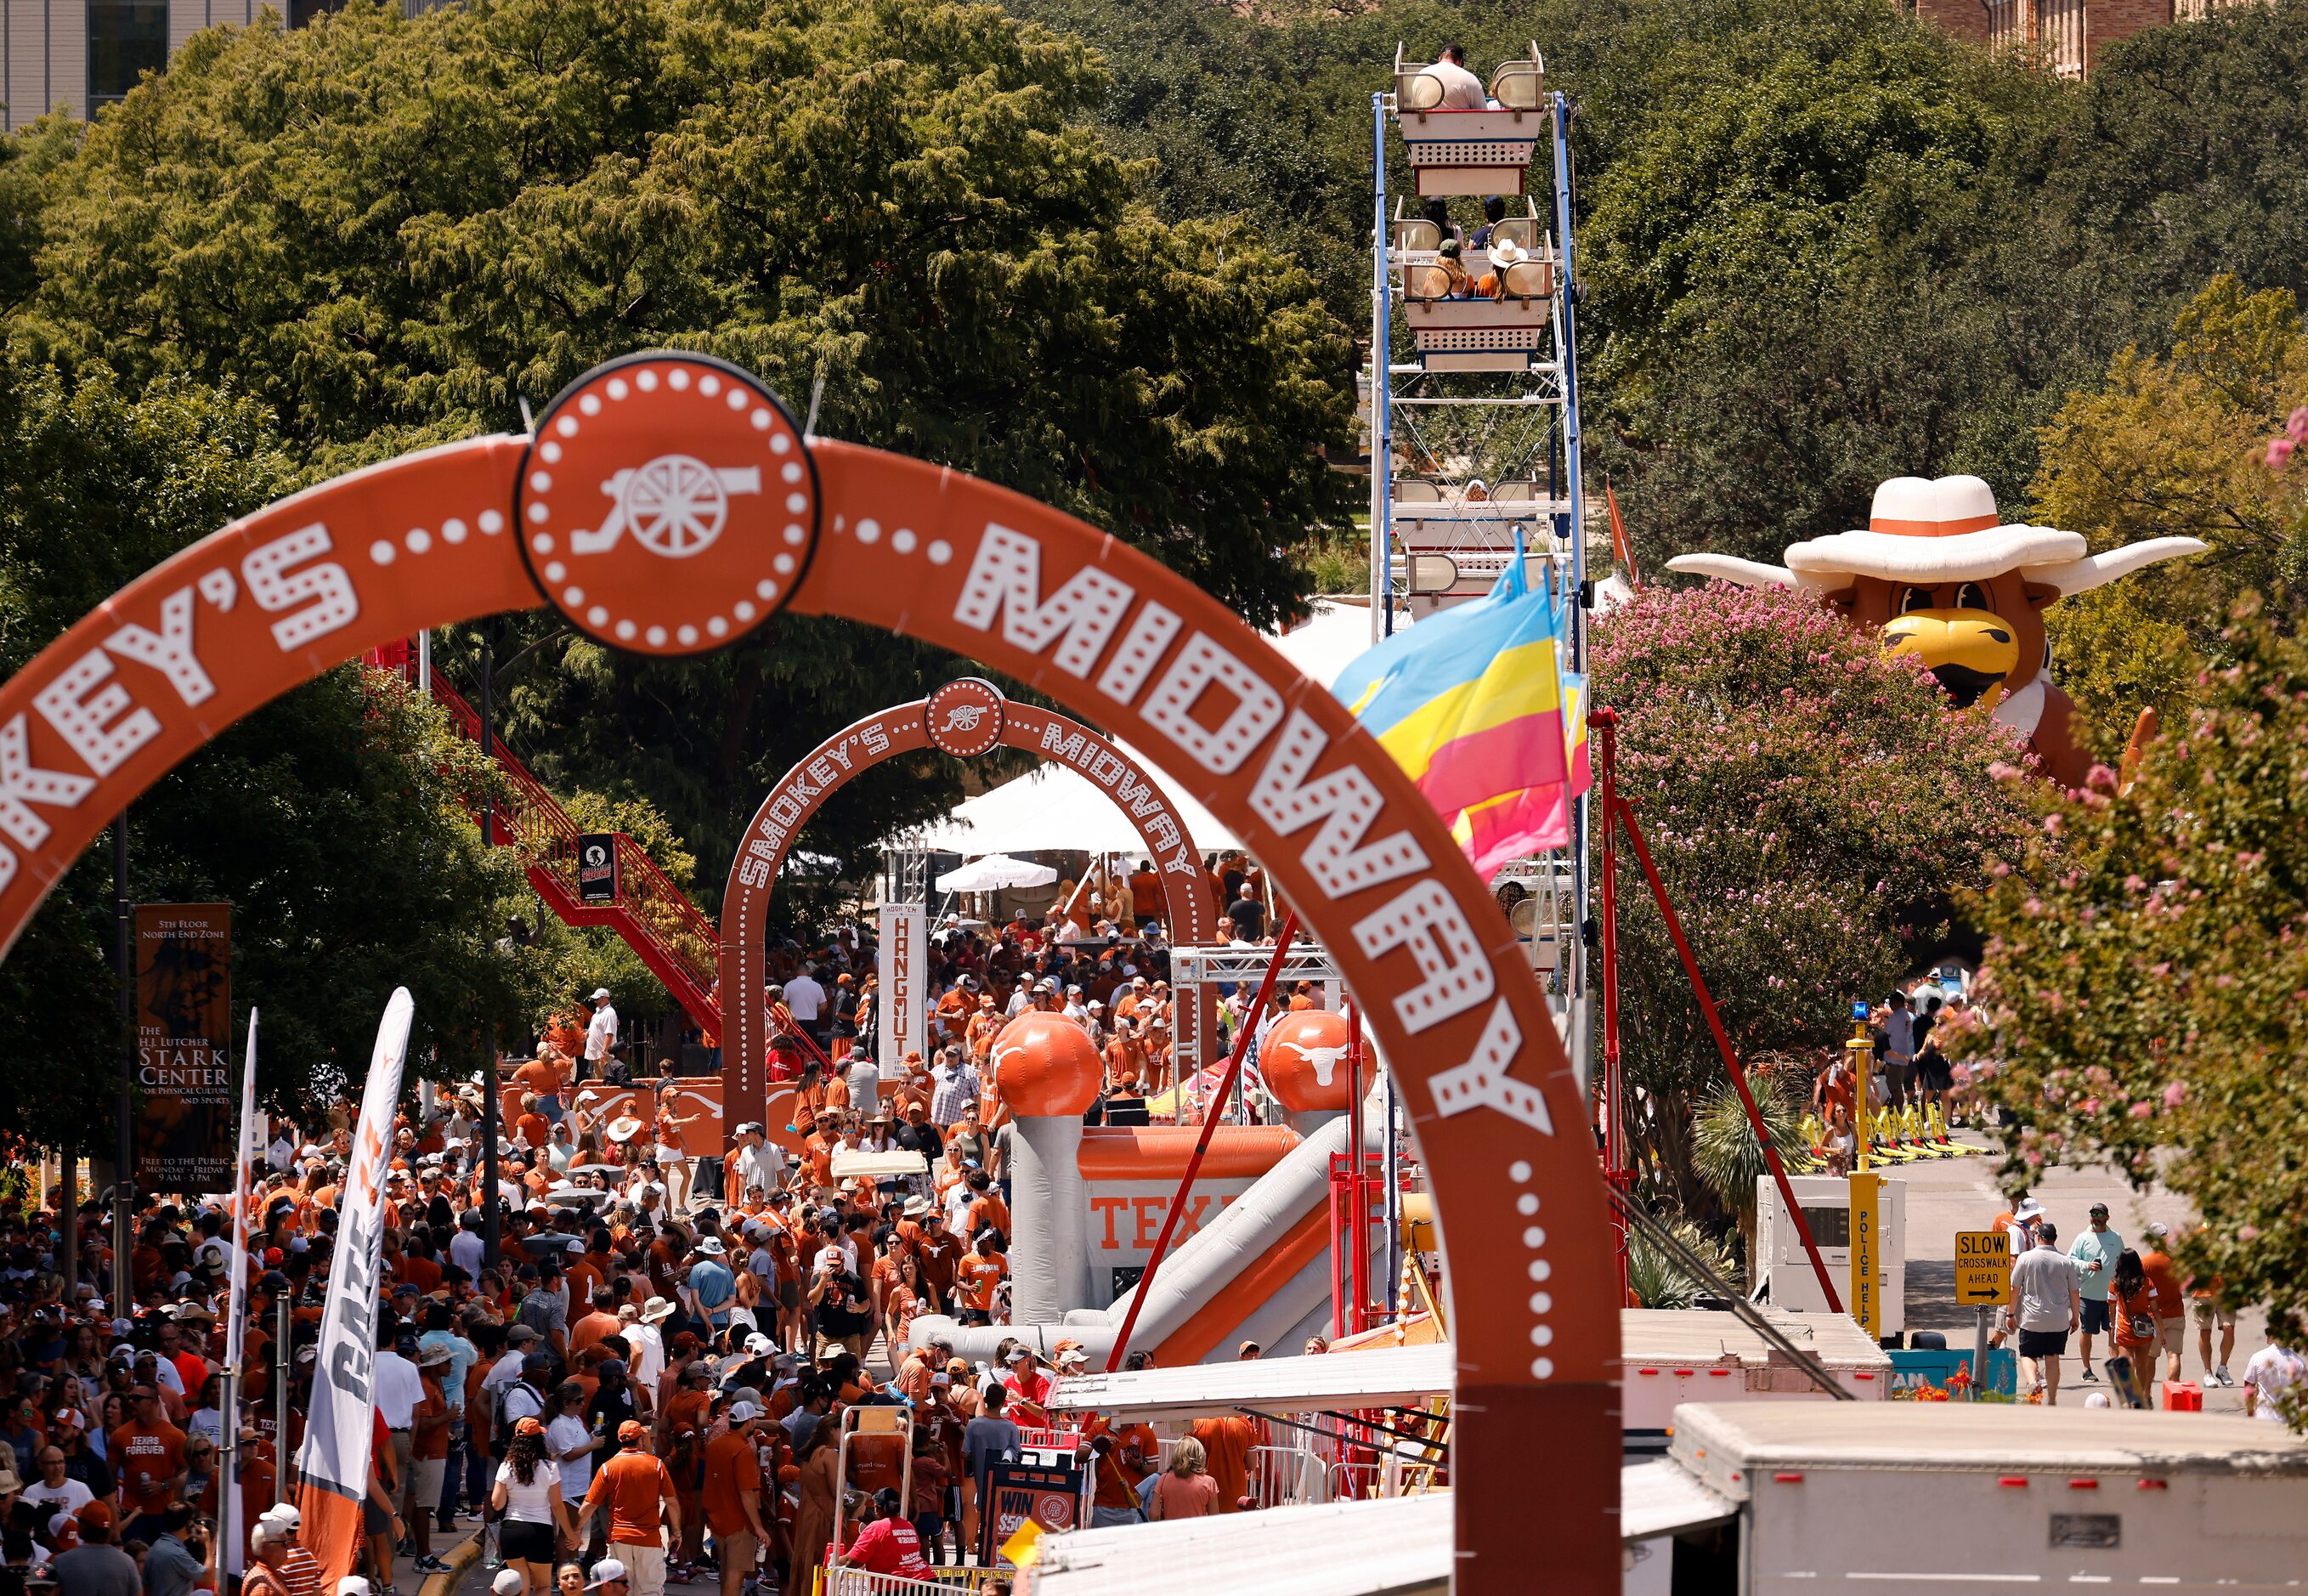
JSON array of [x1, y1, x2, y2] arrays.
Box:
[[898, 600, 1377, 861]]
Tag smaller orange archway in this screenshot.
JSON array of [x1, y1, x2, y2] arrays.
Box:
[[717, 679, 1215, 1139]]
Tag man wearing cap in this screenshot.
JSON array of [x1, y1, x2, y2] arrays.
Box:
[[407, 1343, 455, 1571], [585, 1559, 630, 1596], [577, 1423, 679, 1596], [701, 1402, 772, 1596], [2068, 1203, 2124, 1383], [682, 1237, 736, 1343], [2005, 1220, 2084, 1404], [584, 989, 619, 1083], [52, 1503, 139, 1596], [259, 1502, 323, 1596], [731, 1125, 781, 1207]]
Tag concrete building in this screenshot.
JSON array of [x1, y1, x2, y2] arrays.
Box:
[[3, 0, 443, 132], [1914, 0, 2256, 78]]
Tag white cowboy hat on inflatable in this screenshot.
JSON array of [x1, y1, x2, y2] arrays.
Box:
[[1666, 475, 2205, 594]]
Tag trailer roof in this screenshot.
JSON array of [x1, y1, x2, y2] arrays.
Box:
[[1046, 1344, 1453, 1420], [1024, 1492, 1451, 1596], [1671, 1401, 2308, 1487], [1620, 1307, 1890, 1371], [1621, 1458, 1739, 1541]]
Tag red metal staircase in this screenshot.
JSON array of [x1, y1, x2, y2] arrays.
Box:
[[369, 647, 723, 1040]]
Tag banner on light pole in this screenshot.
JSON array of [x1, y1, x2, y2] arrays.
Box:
[[295, 990, 414, 1586]]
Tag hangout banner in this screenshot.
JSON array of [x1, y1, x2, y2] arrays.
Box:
[[133, 903, 235, 1192], [876, 900, 926, 1077], [296, 989, 414, 1586]]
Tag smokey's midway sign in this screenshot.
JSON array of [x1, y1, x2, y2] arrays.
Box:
[[133, 903, 233, 1191], [296, 988, 414, 1587]]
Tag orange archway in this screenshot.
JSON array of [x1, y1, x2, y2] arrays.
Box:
[[716, 681, 1216, 1135], [0, 351, 1614, 1591]]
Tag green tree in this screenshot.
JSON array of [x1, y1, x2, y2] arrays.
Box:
[[2031, 278, 2308, 747], [0, 363, 538, 1135], [1691, 1069, 1818, 1282], [1592, 580, 2036, 1223], [1955, 593, 2308, 1355], [14, 0, 1357, 897]]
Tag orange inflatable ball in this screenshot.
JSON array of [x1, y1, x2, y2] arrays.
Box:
[[992, 1010, 1103, 1118], [1259, 1010, 1355, 1112]]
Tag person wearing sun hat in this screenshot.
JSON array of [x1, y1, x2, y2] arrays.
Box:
[[1666, 474, 2207, 786]]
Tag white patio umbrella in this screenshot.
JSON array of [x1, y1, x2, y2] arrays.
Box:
[[936, 853, 1059, 893]]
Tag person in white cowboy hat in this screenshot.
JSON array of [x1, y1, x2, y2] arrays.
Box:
[[1666, 474, 2206, 789], [1476, 235, 1533, 298]]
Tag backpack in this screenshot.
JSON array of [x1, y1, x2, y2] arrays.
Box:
[[496, 1378, 541, 1434]]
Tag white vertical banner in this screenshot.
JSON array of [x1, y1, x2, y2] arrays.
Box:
[[876, 902, 925, 1078], [220, 1009, 259, 1578], [295, 988, 415, 1585]]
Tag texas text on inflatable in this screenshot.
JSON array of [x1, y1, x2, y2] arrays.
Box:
[[0, 351, 1617, 1593]]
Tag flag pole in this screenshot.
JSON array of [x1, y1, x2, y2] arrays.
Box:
[[218, 1009, 259, 1589]]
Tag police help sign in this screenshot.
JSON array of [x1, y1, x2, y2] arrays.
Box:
[[1955, 1229, 2011, 1305]]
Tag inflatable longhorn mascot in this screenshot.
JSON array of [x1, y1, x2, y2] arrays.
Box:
[[1666, 475, 2205, 790]]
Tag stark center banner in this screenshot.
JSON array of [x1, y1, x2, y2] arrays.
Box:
[[297, 988, 415, 1585], [876, 901, 926, 1074], [133, 903, 234, 1192]]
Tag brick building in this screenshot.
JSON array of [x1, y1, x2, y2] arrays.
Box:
[[3, 0, 443, 130], [1913, 0, 2248, 77]]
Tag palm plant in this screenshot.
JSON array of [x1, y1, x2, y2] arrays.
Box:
[[1691, 1067, 1820, 1287]]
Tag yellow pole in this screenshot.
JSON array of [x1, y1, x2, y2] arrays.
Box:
[[1847, 1001, 1875, 1174]]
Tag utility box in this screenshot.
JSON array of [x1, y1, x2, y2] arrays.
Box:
[[1755, 1174, 1905, 1337]]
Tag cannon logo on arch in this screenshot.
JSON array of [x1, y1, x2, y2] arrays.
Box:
[[924, 678, 1006, 757], [516, 353, 820, 656]]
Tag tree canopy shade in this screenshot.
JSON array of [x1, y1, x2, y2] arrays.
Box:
[[1590, 582, 2035, 1220], [2031, 279, 2308, 750], [13, 0, 1356, 893], [1956, 595, 2308, 1344], [0, 365, 541, 1139]]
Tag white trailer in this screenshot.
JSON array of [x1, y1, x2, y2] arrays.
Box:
[[1619, 1308, 1888, 1452], [1631, 1401, 2308, 1591]]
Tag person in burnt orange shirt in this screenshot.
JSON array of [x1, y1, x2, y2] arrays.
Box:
[[1186, 1411, 1260, 1514]]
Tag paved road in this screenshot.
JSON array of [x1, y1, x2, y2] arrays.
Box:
[[1890, 1132, 2264, 1409]]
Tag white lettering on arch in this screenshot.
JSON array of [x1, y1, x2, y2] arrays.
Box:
[[34, 652, 160, 778], [1351, 878, 1494, 1034], [1249, 710, 1428, 899], [242, 524, 359, 651], [1140, 634, 1283, 777], [952, 524, 1134, 679]]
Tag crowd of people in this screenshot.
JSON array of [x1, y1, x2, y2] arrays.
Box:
[[0, 859, 1321, 1596], [1991, 1197, 2301, 1416]]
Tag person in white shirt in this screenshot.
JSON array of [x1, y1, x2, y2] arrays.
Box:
[[2243, 1339, 2305, 1424], [625, 1301, 671, 1410], [785, 967, 827, 1041], [23, 1446, 94, 1517], [583, 989, 619, 1080], [2005, 1221, 2085, 1404], [371, 1323, 426, 1517], [732, 1124, 782, 1202], [1423, 43, 1486, 110], [450, 1211, 486, 1278]]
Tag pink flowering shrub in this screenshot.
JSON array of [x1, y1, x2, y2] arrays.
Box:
[[1593, 582, 2037, 1221], [1962, 592, 2308, 1346]]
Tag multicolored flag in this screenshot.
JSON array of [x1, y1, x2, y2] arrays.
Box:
[[1334, 553, 1571, 878]]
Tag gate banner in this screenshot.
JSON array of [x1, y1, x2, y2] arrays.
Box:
[[296, 988, 414, 1586], [576, 833, 619, 904], [875, 901, 925, 1077], [978, 1461, 1083, 1567], [133, 903, 234, 1192]]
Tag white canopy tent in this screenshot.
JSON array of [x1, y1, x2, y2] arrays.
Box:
[[896, 601, 1378, 859], [934, 854, 1057, 893]]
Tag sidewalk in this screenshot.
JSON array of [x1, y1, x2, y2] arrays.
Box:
[[1895, 1132, 2263, 1410]]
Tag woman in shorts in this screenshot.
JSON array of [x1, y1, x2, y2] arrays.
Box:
[[490, 1417, 574, 1595]]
